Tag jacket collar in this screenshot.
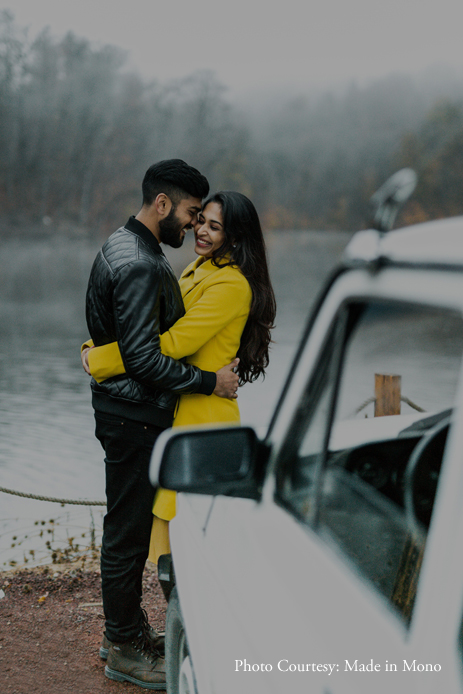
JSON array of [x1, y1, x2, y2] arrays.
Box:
[[124, 216, 163, 255], [181, 256, 225, 286]]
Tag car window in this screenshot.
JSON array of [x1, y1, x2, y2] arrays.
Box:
[[277, 299, 463, 624], [276, 313, 346, 525]]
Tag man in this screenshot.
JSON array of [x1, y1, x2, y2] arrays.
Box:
[[85, 159, 238, 689]]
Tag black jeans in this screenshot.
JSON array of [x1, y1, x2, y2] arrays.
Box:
[[95, 412, 164, 643]]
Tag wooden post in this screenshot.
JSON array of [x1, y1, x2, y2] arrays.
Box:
[[374, 373, 401, 417]]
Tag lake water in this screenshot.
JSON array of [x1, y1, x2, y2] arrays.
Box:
[[0, 230, 351, 568]]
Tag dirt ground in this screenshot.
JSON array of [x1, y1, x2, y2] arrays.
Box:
[[0, 558, 167, 694]]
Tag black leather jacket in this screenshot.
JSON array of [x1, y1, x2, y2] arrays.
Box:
[[86, 216, 216, 428]]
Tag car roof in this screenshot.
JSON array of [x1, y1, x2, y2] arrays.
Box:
[[344, 216, 463, 268]]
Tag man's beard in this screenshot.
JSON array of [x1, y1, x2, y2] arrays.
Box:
[[159, 207, 187, 248]]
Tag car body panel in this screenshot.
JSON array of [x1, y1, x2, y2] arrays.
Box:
[[171, 493, 409, 694], [344, 216, 463, 267]]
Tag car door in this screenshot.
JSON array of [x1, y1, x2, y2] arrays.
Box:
[[171, 264, 463, 694]]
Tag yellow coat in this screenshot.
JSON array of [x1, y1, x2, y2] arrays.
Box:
[[86, 256, 252, 519]]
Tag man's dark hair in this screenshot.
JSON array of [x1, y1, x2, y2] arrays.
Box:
[[142, 159, 209, 207]]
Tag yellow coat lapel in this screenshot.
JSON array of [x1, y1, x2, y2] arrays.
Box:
[[180, 257, 223, 298]]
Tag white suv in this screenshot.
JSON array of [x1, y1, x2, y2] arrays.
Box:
[[152, 174, 463, 694]]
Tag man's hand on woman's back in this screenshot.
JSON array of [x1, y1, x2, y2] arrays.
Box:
[[214, 358, 240, 399]]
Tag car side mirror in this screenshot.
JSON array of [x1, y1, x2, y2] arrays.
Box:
[[150, 425, 269, 500]]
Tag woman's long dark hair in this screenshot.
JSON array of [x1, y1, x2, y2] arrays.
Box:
[[204, 191, 276, 385]]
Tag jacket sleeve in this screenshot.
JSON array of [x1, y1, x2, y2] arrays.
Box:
[[160, 273, 252, 359], [81, 337, 123, 384], [87, 340, 125, 383], [85, 270, 251, 383], [110, 259, 215, 395]]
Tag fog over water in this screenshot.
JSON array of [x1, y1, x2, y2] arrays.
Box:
[[0, 230, 349, 566]]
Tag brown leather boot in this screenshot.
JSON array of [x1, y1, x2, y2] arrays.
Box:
[[105, 635, 166, 690], [100, 627, 165, 659]]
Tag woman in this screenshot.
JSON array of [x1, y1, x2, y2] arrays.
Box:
[[82, 191, 276, 562]]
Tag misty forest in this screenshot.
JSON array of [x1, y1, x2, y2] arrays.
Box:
[[1, 9, 462, 237]]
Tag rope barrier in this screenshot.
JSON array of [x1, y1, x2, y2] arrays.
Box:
[[353, 396, 376, 415], [400, 396, 426, 413], [0, 486, 106, 506], [354, 396, 425, 416]]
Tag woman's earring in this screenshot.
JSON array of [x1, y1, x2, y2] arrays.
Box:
[[232, 244, 237, 248]]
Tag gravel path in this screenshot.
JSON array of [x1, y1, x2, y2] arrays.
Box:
[[0, 560, 167, 693]]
